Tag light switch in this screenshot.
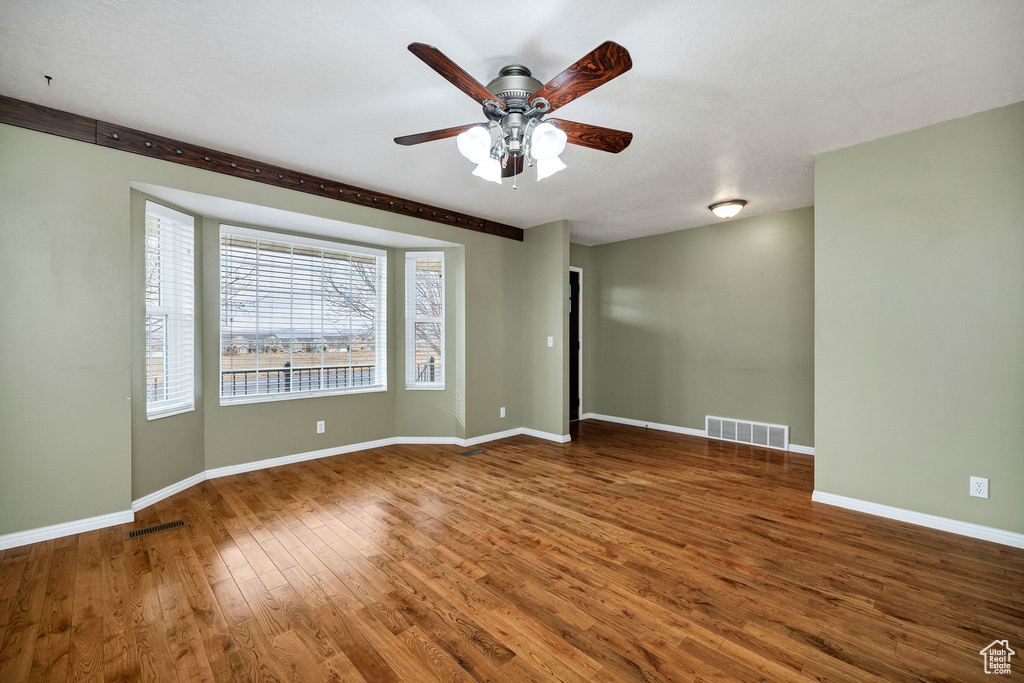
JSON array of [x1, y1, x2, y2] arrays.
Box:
[[547, 336, 554, 347]]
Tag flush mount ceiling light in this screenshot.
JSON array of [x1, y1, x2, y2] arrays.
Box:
[[395, 42, 634, 187], [709, 200, 747, 219]]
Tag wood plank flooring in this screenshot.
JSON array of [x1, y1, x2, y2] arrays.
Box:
[[1, 420, 1022, 681]]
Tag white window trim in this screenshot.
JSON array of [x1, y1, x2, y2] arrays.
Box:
[[218, 225, 388, 406], [148, 404, 196, 420], [219, 384, 386, 406], [405, 251, 445, 390], [145, 201, 195, 420]]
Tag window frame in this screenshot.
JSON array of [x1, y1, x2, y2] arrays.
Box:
[[405, 251, 445, 391], [218, 225, 388, 406], [145, 201, 196, 420]]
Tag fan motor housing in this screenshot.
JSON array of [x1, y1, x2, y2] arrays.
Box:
[[487, 65, 542, 111]]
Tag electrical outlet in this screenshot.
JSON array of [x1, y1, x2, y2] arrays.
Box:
[[500, 406, 506, 418], [970, 476, 988, 499], [316, 420, 325, 434]]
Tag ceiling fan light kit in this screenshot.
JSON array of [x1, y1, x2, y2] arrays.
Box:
[[709, 200, 748, 219], [396, 41, 634, 186]]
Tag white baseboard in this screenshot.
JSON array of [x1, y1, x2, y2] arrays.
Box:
[[521, 428, 571, 443], [812, 491, 1024, 549], [2, 427, 578, 552], [461, 428, 524, 447], [0, 509, 135, 551], [131, 471, 207, 512], [583, 412, 814, 455], [206, 437, 397, 480], [396, 428, 567, 447], [583, 413, 706, 438], [201, 427, 565, 485]]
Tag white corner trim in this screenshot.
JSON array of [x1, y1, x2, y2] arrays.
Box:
[[584, 413, 706, 438], [0, 509, 135, 551], [131, 471, 207, 512], [811, 490, 1024, 549], [205, 437, 398, 480], [461, 428, 524, 447], [521, 428, 571, 443], [788, 444, 815, 456]]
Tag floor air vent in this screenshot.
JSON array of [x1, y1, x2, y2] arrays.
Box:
[[705, 416, 788, 451], [459, 449, 486, 457], [124, 518, 189, 540]]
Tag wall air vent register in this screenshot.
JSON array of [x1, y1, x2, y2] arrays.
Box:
[[705, 416, 789, 451]]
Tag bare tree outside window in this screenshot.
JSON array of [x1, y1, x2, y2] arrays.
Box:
[[144, 202, 195, 418], [406, 254, 444, 386], [219, 230, 386, 400], [324, 254, 378, 346], [220, 235, 260, 322], [414, 259, 443, 363], [144, 218, 165, 399]]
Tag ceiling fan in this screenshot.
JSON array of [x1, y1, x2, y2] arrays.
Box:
[[395, 41, 633, 185]]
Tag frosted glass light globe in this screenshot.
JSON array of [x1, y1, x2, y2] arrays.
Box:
[[472, 158, 502, 184], [530, 122, 567, 160], [709, 200, 747, 218], [457, 125, 491, 164], [535, 155, 567, 181]]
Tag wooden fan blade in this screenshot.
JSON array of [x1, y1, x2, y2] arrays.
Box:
[[408, 43, 503, 109], [547, 119, 633, 153], [501, 155, 525, 179], [530, 42, 631, 114], [394, 123, 479, 146]]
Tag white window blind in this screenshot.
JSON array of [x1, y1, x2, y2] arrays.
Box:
[[145, 201, 195, 419], [220, 226, 387, 404], [405, 251, 444, 389]]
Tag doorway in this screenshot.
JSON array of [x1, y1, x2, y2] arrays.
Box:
[[569, 267, 582, 421]]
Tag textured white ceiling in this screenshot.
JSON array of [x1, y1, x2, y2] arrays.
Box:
[[2, 1, 1022, 245]]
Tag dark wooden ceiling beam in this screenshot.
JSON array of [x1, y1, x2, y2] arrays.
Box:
[[0, 95, 523, 241]]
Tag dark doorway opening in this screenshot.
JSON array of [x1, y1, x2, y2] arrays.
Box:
[[569, 269, 581, 421]]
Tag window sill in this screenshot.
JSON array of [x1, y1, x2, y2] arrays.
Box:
[[147, 404, 195, 421], [405, 384, 446, 391], [219, 384, 387, 406]]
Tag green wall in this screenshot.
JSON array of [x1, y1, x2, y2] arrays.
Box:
[[462, 234, 523, 437], [0, 126, 133, 534], [815, 102, 1024, 533], [0, 123, 542, 535], [586, 208, 815, 445], [522, 220, 570, 437]]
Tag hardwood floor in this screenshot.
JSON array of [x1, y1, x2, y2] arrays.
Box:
[[1, 420, 1022, 682]]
